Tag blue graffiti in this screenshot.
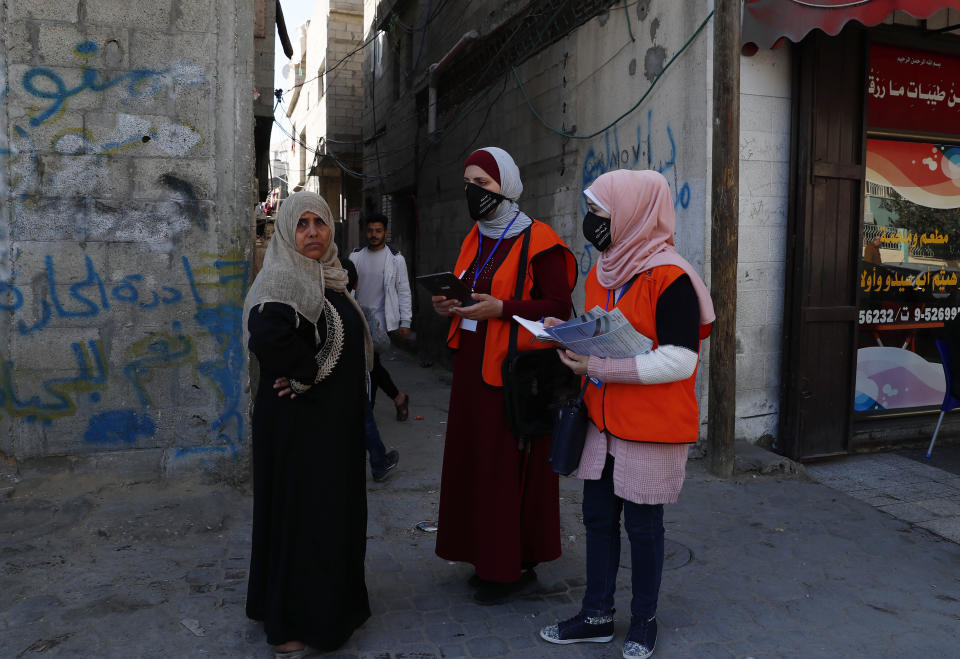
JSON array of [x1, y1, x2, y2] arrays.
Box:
[[84, 410, 155, 444], [0, 282, 23, 311], [48, 254, 109, 318], [123, 327, 194, 407], [22, 66, 173, 126], [581, 110, 692, 212], [0, 254, 245, 459], [579, 244, 595, 276], [0, 340, 106, 417], [180, 257, 249, 457], [11, 255, 186, 335]]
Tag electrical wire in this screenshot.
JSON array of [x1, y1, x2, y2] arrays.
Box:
[[512, 8, 714, 140], [272, 113, 413, 181], [275, 0, 686, 182], [283, 30, 379, 95], [404, 0, 432, 78]]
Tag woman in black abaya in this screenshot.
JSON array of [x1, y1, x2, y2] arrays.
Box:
[[244, 191, 374, 657]]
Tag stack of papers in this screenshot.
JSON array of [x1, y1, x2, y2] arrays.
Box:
[[512, 307, 653, 358]]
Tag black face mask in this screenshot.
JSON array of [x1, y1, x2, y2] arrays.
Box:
[[465, 182, 506, 221], [582, 212, 612, 252]]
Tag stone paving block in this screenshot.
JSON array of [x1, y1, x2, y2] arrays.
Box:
[[684, 641, 737, 658], [941, 476, 960, 489], [847, 489, 902, 506], [875, 501, 939, 523], [377, 608, 424, 630], [916, 496, 960, 517], [421, 620, 466, 642], [447, 603, 493, 624], [392, 627, 425, 644], [507, 633, 537, 650], [893, 481, 960, 503], [465, 635, 510, 657], [915, 516, 960, 542]]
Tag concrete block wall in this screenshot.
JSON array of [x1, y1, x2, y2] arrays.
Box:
[[324, 7, 363, 144], [0, 0, 255, 479], [735, 47, 792, 441]]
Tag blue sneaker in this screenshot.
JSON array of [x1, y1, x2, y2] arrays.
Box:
[[372, 450, 399, 482], [539, 611, 615, 645], [623, 615, 657, 658]]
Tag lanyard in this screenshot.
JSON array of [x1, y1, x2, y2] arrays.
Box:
[[605, 282, 631, 311], [471, 211, 520, 291]]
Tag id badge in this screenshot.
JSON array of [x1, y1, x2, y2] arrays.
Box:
[[461, 318, 478, 332], [589, 377, 603, 388]]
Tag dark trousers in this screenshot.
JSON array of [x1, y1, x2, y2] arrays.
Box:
[[581, 455, 664, 620], [370, 352, 399, 406], [364, 396, 388, 472]]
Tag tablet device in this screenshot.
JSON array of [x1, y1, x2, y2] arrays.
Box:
[[416, 272, 475, 306]]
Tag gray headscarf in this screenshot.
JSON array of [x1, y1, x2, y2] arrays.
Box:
[[243, 191, 374, 379], [472, 147, 534, 239]]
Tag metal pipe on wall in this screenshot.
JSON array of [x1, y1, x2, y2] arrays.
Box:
[[427, 30, 478, 135]]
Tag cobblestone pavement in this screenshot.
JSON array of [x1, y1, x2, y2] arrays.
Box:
[[2, 349, 959, 658]]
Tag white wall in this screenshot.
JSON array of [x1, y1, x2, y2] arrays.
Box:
[[735, 47, 792, 440]]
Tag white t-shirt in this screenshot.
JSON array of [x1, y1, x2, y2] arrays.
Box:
[[355, 247, 389, 331]]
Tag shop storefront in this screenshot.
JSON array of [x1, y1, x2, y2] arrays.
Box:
[[744, 1, 960, 459]]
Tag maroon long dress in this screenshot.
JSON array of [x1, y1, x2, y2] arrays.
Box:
[[436, 234, 573, 583]]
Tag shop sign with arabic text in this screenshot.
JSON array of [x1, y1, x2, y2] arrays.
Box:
[[868, 43, 960, 137]]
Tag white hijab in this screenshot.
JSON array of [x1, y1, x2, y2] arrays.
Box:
[[243, 191, 373, 371], [473, 147, 534, 239]]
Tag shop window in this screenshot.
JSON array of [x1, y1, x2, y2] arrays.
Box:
[[856, 138, 960, 414], [855, 43, 960, 415]]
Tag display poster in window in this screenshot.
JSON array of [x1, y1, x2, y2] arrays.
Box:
[[857, 138, 960, 414]]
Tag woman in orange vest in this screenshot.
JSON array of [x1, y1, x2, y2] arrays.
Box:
[[431, 147, 577, 604], [539, 170, 714, 658]]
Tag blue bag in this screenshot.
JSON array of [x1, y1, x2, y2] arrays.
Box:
[[549, 382, 590, 476]]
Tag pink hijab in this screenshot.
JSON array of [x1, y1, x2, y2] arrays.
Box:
[[587, 169, 715, 331]]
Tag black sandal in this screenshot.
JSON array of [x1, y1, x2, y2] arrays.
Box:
[[395, 393, 409, 421]]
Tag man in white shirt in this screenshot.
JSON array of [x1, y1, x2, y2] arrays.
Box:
[[349, 214, 412, 421]]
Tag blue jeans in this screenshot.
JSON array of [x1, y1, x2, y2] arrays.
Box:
[[581, 454, 664, 619], [364, 397, 388, 472]]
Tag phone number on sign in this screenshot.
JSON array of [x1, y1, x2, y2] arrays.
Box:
[[859, 306, 960, 325]]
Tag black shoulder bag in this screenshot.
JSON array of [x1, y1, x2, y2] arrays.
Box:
[[501, 228, 581, 448]]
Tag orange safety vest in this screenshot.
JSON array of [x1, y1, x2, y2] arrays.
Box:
[[583, 264, 700, 444], [446, 221, 577, 387]]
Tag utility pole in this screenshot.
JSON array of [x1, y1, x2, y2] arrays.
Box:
[[708, 0, 740, 477]]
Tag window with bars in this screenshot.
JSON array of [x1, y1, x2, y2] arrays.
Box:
[[435, 0, 618, 112]]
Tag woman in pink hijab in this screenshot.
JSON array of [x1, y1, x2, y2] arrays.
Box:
[[539, 169, 714, 659]]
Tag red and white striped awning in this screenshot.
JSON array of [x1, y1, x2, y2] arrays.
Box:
[[742, 0, 960, 54]]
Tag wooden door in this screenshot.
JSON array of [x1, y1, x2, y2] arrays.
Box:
[[779, 28, 867, 460]]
